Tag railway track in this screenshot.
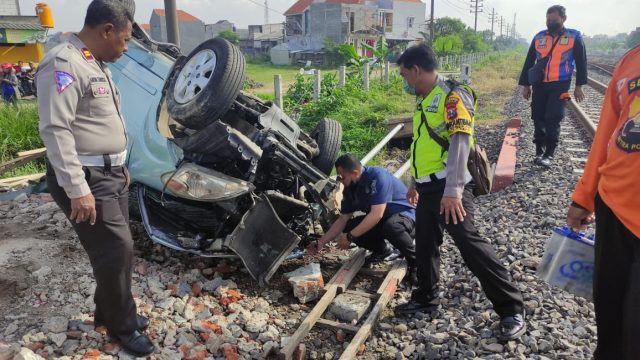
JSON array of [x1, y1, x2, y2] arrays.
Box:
[[565, 64, 614, 174]]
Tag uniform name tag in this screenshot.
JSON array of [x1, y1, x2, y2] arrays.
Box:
[[560, 36, 569, 45]]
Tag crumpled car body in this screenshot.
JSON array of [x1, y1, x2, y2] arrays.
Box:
[[108, 24, 341, 285]]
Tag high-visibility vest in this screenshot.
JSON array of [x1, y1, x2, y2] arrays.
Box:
[[533, 28, 582, 83], [410, 79, 476, 179]]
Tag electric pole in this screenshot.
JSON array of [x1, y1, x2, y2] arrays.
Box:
[[470, 0, 483, 32], [499, 16, 504, 38], [264, 0, 269, 24], [429, 0, 435, 45], [164, 0, 180, 47], [512, 13, 517, 39], [505, 23, 510, 38], [488, 8, 497, 41]]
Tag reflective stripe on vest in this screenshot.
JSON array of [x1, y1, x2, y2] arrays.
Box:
[[410, 81, 476, 179]]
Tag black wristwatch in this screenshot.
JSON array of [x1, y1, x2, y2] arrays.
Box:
[[347, 232, 357, 242]]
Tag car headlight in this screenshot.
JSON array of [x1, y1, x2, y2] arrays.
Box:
[[161, 163, 254, 202]]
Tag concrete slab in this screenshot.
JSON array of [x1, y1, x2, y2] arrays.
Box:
[[326, 293, 371, 323], [491, 118, 521, 193]]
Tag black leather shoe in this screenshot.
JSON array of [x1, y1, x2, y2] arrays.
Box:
[[395, 299, 439, 314], [499, 312, 527, 340], [95, 314, 150, 331], [401, 267, 419, 288], [111, 330, 155, 357]]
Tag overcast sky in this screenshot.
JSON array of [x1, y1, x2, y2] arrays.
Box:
[[18, 0, 639, 40]]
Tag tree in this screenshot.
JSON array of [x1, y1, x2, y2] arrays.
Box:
[[626, 29, 640, 49], [433, 17, 467, 38], [217, 30, 239, 45], [434, 34, 464, 55]]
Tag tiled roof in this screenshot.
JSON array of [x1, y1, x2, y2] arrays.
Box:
[[0, 22, 45, 31], [284, 0, 313, 15], [152, 9, 201, 22]]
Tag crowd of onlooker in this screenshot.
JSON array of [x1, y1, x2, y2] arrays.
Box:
[[1, 60, 38, 105]]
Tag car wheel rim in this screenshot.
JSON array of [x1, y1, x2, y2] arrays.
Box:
[[173, 49, 217, 104]]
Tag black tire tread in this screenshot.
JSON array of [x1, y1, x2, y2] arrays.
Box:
[[311, 118, 342, 175]]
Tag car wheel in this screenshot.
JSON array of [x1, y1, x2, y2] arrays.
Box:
[[310, 118, 342, 175], [166, 38, 245, 130]]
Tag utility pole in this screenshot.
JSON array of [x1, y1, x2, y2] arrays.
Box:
[[512, 13, 517, 39], [505, 23, 510, 38], [264, 0, 269, 24], [488, 8, 497, 41], [470, 0, 483, 32], [164, 0, 180, 47], [429, 0, 435, 45], [499, 16, 504, 38]]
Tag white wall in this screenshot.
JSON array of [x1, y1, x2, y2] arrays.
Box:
[[0, 0, 20, 16], [391, 0, 426, 40]]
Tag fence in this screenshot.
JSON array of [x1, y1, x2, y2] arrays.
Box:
[[272, 52, 491, 108]]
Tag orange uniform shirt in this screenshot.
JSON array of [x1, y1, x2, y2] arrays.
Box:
[[572, 46, 640, 237]]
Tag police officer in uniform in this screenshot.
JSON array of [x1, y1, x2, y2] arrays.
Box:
[[37, 1, 154, 356], [393, 45, 526, 340]]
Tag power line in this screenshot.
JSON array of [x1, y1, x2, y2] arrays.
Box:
[[244, 0, 284, 17]]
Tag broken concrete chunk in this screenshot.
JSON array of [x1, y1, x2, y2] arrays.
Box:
[[284, 263, 324, 304], [327, 293, 371, 323]]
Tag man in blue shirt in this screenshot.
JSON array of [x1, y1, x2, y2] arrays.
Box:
[[306, 154, 418, 285]]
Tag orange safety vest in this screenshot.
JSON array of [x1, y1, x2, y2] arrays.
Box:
[[533, 28, 582, 83]]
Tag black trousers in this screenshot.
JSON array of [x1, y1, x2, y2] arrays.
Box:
[[47, 163, 138, 336], [412, 179, 523, 317], [345, 213, 417, 267], [531, 80, 571, 157], [593, 194, 640, 359]]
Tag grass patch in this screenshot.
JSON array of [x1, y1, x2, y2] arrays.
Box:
[[0, 102, 45, 179], [245, 63, 338, 96], [471, 51, 525, 123]]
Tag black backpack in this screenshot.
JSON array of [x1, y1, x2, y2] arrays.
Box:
[[419, 81, 493, 196]]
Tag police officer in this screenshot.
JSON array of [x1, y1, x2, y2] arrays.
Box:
[[519, 5, 587, 167], [394, 44, 526, 340], [306, 154, 419, 285], [37, 1, 154, 356]]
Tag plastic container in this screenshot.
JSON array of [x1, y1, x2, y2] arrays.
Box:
[[36, 3, 54, 29], [537, 226, 595, 299]]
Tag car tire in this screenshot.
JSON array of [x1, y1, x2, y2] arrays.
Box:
[[310, 118, 342, 175], [166, 38, 245, 130]]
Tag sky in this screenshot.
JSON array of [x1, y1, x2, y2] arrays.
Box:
[[17, 0, 640, 40]]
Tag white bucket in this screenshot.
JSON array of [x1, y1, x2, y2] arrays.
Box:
[[537, 226, 595, 300]]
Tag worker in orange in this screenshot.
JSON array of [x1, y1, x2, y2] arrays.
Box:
[[519, 5, 587, 167], [567, 45, 640, 359]]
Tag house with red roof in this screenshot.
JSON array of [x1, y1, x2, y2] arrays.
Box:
[[278, 0, 426, 64]]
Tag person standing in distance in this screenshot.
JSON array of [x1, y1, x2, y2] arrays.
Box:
[[37, 0, 154, 356], [518, 5, 587, 167]]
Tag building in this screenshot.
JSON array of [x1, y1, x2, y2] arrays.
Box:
[[280, 0, 426, 64], [238, 23, 284, 58], [205, 20, 234, 39], [149, 9, 205, 54], [0, 0, 48, 64]]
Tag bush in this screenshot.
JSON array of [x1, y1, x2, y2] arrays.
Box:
[[284, 68, 413, 158], [0, 103, 41, 162]]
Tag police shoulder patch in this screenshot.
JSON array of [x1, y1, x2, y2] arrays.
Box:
[[55, 71, 75, 94]]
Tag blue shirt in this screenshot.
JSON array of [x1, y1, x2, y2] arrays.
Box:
[[341, 166, 415, 221]]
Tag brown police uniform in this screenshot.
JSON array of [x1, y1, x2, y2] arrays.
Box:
[[37, 33, 138, 336]]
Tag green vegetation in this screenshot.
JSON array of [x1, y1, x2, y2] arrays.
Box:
[[283, 70, 414, 158], [430, 17, 491, 55], [626, 29, 640, 49], [245, 63, 338, 96], [471, 51, 526, 123], [217, 30, 239, 45], [0, 103, 45, 179]]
